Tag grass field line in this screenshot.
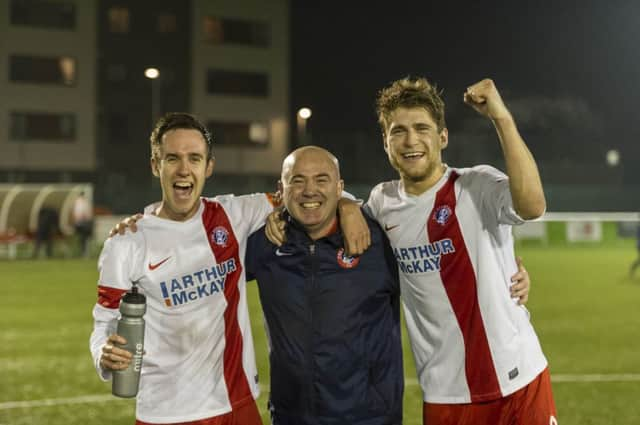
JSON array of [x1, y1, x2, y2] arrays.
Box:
[[2, 373, 640, 410], [549, 373, 640, 383], [0, 394, 124, 409], [404, 373, 640, 386]]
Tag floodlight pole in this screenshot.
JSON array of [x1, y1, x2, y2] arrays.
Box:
[[144, 68, 160, 127], [296, 107, 312, 146]]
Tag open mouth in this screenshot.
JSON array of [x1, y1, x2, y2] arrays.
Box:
[[300, 202, 321, 209], [402, 152, 425, 160], [173, 182, 194, 199]]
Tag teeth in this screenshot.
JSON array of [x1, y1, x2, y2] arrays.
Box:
[[403, 153, 423, 158], [301, 202, 321, 209], [174, 183, 192, 189]]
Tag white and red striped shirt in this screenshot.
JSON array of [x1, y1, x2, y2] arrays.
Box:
[[366, 165, 547, 404], [89, 194, 273, 423]]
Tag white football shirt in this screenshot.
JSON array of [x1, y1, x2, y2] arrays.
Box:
[[366, 165, 548, 404], [89, 194, 273, 423]]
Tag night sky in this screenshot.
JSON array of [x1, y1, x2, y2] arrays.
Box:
[[291, 1, 640, 183]]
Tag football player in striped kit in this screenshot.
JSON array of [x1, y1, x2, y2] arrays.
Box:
[[90, 113, 270, 424], [366, 77, 557, 425]]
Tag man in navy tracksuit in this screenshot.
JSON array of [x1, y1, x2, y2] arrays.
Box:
[[245, 146, 403, 425]]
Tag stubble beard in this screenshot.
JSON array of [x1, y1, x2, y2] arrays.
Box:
[[392, 155, 443, 187]]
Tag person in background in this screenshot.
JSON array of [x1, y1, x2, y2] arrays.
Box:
[[32, 206, 58, 259], [72, 191, 93, 257], [629, 223, 640, 278]]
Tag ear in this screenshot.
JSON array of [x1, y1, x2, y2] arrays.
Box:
[[151, 157, 160, 177], [382, 132, 389, 154], [277, 180, 284, 193], [439, 128, 449, 150], [337, 179, 344, 194], [205, 158, 215, 178]]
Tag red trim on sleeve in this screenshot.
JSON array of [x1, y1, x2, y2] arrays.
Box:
[[97, 286, 127, 309]]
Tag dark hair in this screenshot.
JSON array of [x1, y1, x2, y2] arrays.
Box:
[[149, 112, 213, 161], [376, 77, 446, 134]]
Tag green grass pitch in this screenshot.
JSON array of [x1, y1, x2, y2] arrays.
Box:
[[1, 241, 639, 424]]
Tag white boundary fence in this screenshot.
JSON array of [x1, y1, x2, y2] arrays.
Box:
[[513, 212, 639, 243]]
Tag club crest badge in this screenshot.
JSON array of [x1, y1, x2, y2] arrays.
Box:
[[336, 248, 360, 269], [433, 205, 452, 226], [211, 226, 229, 247]]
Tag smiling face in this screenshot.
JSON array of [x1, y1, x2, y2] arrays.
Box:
[[383, 106, 448, 195], [151, 128, 214, 221], [280, 147, 344, 240]]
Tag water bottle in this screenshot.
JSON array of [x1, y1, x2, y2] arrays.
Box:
[[112, 285, 146, 398]]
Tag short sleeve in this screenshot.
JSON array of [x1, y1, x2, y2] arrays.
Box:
[[363, 184, 384, 222], [465, 165, 525, 226], [97, 234, 144, 294], [220, 193, 276, 236]]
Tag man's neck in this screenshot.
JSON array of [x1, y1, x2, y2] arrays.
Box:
[[307, 216, 338, 241], [402, 164, 447, 196], [155, 201, 199, 222]]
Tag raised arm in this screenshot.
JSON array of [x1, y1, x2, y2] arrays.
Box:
[[464, 78, 546, 219]]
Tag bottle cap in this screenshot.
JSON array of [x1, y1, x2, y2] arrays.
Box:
[[122, 286, 146, 304]]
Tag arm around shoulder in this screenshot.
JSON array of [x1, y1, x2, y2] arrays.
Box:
[[337, 198, 371, 256]]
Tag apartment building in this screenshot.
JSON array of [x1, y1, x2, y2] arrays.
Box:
[[1, 0, 290, 208]]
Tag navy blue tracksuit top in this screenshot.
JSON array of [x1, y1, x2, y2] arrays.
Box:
[[245, 212, 403, 425]]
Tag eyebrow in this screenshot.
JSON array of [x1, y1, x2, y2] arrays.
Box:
[[391, 122, 432, 129], [289, 172, 332, 180], [164, 151, 204, 158]]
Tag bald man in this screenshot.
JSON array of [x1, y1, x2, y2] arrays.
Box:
[[244, 146, 404, 425]]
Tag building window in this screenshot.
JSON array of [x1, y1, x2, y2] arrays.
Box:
[[10, 0, 76, 30], [108, 6, 130, 33], [208, 121, 269, 146], [10, 55, 76, 86], [206, 70, 268, 97], [157, 13, 177, 33], [203, 16, 269, 47], [10, 112, 76, 142]]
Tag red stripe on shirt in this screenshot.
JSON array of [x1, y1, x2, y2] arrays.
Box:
[[97, 286, 127, 309], [202, 199, 253, 408], [427, 171, 502, 402]]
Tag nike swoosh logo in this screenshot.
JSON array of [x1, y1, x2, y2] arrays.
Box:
[[275, 248, 293, 257], [384, 224, 399, 231], [148, 257, 171, 270]]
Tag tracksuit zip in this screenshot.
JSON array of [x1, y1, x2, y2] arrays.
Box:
[[307, 242, 316, 415]]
